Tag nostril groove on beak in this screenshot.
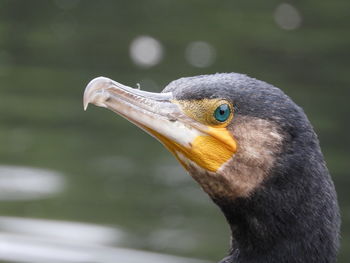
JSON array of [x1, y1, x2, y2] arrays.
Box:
[[167, 114, 177, 122]]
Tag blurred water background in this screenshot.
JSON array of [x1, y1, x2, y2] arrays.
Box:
[[0, 0, 349, 262]]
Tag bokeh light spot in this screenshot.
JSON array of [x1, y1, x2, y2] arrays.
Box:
[[274, 3, 302, 30], [0, 165, 65, 201], [185, 41, 216, 68], [129, 36, 164, 68]]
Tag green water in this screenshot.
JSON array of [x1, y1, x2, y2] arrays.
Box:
[[0, 0, 349, 262]]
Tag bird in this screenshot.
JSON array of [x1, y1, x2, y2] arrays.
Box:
[[83, 73, 340, 263]]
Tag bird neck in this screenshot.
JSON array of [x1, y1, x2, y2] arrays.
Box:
[[215, 144, 340, 263]]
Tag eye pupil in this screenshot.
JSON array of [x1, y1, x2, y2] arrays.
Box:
[[214, 104, 231, 122]]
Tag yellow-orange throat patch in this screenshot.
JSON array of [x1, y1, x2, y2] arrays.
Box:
[[149, 127, 237, 172]]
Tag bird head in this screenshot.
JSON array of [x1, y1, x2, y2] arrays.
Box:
[[83, 73, 340, 263], [83, 73, 298, 200]]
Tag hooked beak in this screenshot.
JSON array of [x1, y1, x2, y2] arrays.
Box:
[[83, 77, 236, 172]]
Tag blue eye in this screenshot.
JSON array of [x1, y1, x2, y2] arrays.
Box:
[[214, 104, 231, 122]]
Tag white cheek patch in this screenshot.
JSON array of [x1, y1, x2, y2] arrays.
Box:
[[176, 116, 284, 200]]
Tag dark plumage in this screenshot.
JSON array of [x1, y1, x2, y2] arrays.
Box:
[[164, 73, 340, 263], [84, 73, 340, 263]]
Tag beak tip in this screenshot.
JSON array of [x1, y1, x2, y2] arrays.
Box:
[[83, 102, 89, 111], [83, 76, 111, 111]]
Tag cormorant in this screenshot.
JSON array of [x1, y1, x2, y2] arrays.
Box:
[[83, 73, 340, 263]]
